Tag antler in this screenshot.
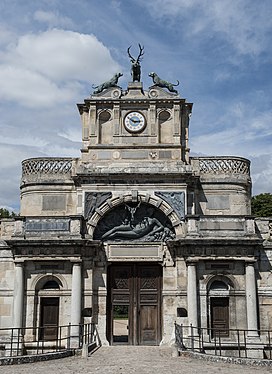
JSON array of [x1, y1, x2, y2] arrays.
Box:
[[136, 43, 144, 62], [127, 46, 135, 62]]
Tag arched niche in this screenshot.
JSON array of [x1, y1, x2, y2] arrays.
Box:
[[158, 110, 172, 144], [99, 110, 112, 144], [207, 275, 234, 293], [35, 275, 63, 292], [93, 202, 176, 242], [42, 280, 60, 290]]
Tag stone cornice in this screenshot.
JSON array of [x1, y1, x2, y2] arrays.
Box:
[[7, 239, 102, 259], [167, 237, 263, 258], [79, 98, 191, 106]]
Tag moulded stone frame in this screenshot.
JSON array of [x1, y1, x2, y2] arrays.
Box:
[[87, 191, 184, 238]]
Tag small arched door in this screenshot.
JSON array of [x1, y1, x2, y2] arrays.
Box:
[[209, 280, 230, 338], [38, 279, 61, 341]]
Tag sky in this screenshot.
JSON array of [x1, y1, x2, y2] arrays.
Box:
[[0, 0, 272, 212]]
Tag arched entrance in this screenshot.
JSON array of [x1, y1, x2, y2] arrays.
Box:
[[92, 201, 176, 345], [36, 278, 62, 341], [107, 263, 162, 345], [208, 278, 232, 338]]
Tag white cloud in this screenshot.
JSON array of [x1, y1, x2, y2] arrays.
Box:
[[0, 25, 15, 48], [8, 29, 120, 82], [190, 99, 272, 196], [0, 65, 76, 108], [0, 29, 121, 108], [191, 104, 272, 157], [33, 10, 74, 28]]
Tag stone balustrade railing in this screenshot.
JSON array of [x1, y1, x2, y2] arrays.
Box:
[[21, 156, 250, 182], [22, 157, 74, 176], [191, 156, 250, 176], [21, 158, 77, 186]]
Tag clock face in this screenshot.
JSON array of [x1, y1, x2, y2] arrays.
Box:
[[124, 111, 146, 133]]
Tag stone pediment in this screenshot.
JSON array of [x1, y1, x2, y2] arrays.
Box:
[[148, 85, 180, 99], [90, 86, 122, 99], [89, 83, 181, 100]]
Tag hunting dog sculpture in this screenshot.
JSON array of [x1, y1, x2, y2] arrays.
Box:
[[149, 72, 179, 94], [92, 73, 123, 94]]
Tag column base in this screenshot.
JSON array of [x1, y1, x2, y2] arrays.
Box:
[[5, 335, 24, 357], [246, 336, 264, 359], [69, 336, 81, 349]]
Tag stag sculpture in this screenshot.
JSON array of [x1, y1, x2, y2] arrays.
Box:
[[127, 44, 144, 82]]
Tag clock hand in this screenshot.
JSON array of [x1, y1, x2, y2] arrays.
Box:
[[131, 118, 140, 123]]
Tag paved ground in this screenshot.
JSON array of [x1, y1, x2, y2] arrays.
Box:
[[0, 346, 271, 374]]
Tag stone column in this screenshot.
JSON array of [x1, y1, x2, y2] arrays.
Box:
[[70, 261, 82, 346], [187, 261, 198, 329], [245, 261, 258, 336], [92, 264, 109, 346], [13, 262, 24, 330]]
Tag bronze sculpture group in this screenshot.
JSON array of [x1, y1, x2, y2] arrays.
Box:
[[91, 44, 180, 95]]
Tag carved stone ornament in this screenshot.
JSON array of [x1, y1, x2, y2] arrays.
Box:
[[93, 202, 175, 242], [148, 88, 159, 98], [84, 192, 112, 220], [155, 191, 185, 220], [111, 88, 122, 99]]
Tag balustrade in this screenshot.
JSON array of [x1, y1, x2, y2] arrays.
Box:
[[22, 158, 73, 176], [191, 156, 250, 176]]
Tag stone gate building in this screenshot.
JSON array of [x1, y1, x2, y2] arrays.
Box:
[[0, 62, 272, 352]]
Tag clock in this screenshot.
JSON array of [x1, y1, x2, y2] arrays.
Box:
[[124, 111, 146, 133]]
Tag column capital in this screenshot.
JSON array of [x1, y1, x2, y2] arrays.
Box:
[[70, 259, 82, 264], [245, 260, 257, 267], [14, 260, 25, 266], [186, 259, 198, 266]]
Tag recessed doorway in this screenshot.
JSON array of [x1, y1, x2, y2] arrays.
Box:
[[210, 297, 229, 338], [39, 297, 59, 340], [107, 263, 162, 345]]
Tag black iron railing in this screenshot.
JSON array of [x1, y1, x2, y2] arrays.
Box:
[[175, 323, 272, 360], [0, 323, 99, 358]]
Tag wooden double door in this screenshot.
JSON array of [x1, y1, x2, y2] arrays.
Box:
[[107, 263, 162, 345]]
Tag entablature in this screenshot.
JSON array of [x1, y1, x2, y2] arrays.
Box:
[[7, 239, 101, 259], [168, 237, 263, 259]]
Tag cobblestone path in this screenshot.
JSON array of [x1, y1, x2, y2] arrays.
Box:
[[0, 346, 271, 374]]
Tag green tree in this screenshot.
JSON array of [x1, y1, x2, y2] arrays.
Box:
[[0, 208, 16, 218], [251, 193, 272, 217]]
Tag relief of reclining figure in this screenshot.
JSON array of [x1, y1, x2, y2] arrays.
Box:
[[101, 206, 175, 241]]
